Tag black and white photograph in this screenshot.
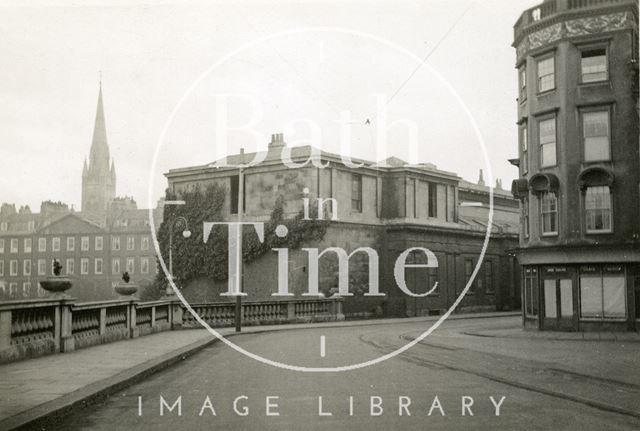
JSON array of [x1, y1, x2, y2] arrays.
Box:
[[0, 0, 638, 429]]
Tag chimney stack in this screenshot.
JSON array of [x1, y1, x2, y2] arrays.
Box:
[[269, 133, 285, 148]]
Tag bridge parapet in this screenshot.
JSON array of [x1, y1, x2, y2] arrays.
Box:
[[0, 296, 344, 364]]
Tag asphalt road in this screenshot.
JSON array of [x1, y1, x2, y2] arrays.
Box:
[[46, 317, 640, 430]]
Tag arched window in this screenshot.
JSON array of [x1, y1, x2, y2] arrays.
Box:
[[585, 186, 612, 233]]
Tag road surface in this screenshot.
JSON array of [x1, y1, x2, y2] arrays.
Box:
[[47, 316, 640, 430]]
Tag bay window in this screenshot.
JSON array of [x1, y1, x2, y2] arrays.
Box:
[[581, 48, 607, 83], [537, 56, 555, 92], [539, 117, 556, 167], [540, 192, 558, 236]]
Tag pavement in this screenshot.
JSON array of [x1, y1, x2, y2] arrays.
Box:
[[463, 326, 640, 342], [0, 311, 638, 430]]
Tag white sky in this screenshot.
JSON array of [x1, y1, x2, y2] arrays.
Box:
[[0, 0, 538, 211]]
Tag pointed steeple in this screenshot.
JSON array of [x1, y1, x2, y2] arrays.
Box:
[[88, 83, 110, 174], [81, 81, 116, 214]]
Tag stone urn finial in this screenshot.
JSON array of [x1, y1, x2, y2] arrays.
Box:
[[39, 258, 73, 295], [53, 259, 62, 276], [115, 271, 138, 297]]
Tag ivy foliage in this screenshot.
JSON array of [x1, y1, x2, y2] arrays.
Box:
[[155, 183, 329, 287]]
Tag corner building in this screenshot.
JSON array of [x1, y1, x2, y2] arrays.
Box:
[[166, 134, 520, 319], [511, 0, 639, 330]]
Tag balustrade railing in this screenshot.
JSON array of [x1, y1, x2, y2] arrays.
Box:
[[0, 296, 344, 364], [514, 0, 634, 43]]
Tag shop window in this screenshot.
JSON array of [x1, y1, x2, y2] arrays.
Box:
[[524, 268, 539, 317], [580, 266, 626, 319]]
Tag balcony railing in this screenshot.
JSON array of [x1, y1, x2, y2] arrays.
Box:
[[514, 0, 634, 43], [0, 296, 345, 364]]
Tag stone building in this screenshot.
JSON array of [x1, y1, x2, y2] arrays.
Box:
[[511, 0, 639, 330], [0, 85, 162, 301], [165, 134, 520, 318]]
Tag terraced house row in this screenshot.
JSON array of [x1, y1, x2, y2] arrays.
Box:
[[0, 202, 162, 301], [0, 84, 163, 301]]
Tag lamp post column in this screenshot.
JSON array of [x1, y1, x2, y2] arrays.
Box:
[[235, 167, 244, 333]]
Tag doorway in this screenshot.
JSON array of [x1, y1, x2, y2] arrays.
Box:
[[542, 275, 575, 330]]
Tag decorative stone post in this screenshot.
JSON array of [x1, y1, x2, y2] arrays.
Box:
[[171, 299, 184, 329], [114, 272, 139, 338], [332, 297, 345, 321], [59, 297, 75, 352], [39, 259, 76, 353]]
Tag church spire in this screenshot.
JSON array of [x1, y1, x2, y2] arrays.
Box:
[[82, 81, 116, 213], [88, 83, 110, 174]]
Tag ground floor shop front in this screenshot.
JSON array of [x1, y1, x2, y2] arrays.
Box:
[[521, 255, 640, 331]]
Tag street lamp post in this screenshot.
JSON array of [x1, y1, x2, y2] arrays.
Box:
[[167, 215, 191, 296], [235, 167, 244, 332]]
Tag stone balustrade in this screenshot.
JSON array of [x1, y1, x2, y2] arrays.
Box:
[[182, 298, 344, 328], [0, 296, 344, 364]]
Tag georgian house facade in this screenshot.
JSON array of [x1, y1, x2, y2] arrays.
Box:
[[165, 133, 521, 318], [511, 0, 639, 330], [0, 209, 161, 301]]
